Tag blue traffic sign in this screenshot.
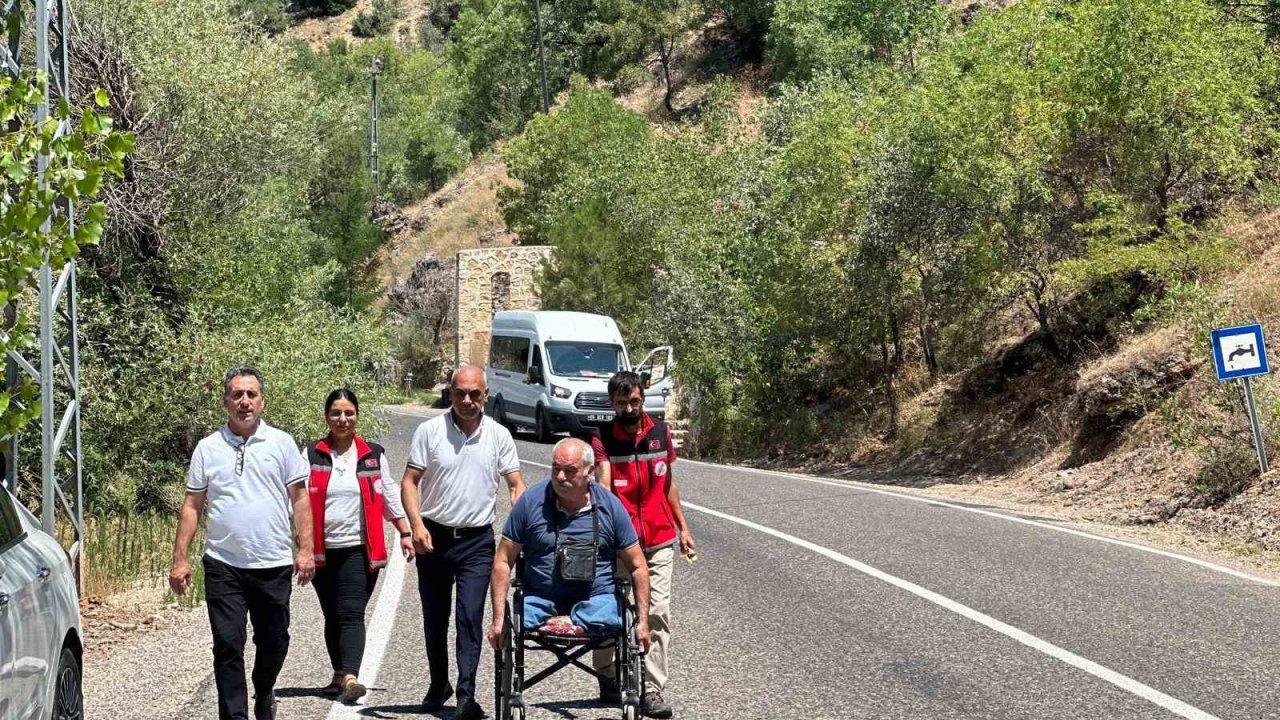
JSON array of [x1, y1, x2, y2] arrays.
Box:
[[1211, 323, 1270, 382]]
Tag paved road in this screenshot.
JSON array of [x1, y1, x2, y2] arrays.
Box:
[[138, 407, 1280, 719]]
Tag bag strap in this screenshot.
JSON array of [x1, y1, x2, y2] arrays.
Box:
[[548, 482, 599, 548]]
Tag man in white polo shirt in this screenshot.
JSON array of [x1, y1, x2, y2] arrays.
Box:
[[169, 366, 315, 720], [401, 365, 525, 720]]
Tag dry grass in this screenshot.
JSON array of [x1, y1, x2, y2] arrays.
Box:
[[1075, 326, 1192, 390], [1223, 229, 1280, 334], [288, 0, 432, 50], [376, 154, 517, 292], [64, 513, 205, 608]]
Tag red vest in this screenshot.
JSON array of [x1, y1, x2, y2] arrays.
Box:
[[598, 416, 678, 551], [307, 436, 389, 571]]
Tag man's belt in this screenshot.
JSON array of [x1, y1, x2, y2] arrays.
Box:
[[424, 517, 490, 539]]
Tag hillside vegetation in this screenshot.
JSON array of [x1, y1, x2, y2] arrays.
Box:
[[8, 0, 1280, 545], [486, 0, 1280, 544]]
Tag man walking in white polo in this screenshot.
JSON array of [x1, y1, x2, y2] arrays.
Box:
[[169, 366, 315, 720], [401, 365, 525, 720]]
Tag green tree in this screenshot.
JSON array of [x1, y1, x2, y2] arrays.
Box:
[[767, 0, 946, 80], [0, 75, 132, 440]]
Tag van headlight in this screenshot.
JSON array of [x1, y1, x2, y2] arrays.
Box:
[[550, 384, 571, 399]]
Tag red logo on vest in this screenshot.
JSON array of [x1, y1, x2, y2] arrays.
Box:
[[648, 439, 661, 450]]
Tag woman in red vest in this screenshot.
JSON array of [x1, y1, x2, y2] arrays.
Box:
[[307, 388, 413, 703]]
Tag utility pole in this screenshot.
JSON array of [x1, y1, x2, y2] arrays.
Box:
[[1, 0, 87, 587], [370, 55, 382, 197], [532, 0, 549, 113]]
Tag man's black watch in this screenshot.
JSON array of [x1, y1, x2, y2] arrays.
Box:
[[399, 531, 412, 538]]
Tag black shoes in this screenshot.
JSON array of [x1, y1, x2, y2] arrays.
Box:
[[253, 692, 277, 720], [453, 693, 486, 720], [421, 682, 455, 712], [598, 675, 622, 704], [641, 691, 673, 719]]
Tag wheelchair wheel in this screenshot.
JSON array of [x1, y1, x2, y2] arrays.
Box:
[[496, 615, 516, 720]]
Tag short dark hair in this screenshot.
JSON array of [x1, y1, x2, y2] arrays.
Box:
[[608, 370, 644, 400], [324, 387, 360, 415], [223, 366, 264, 396]]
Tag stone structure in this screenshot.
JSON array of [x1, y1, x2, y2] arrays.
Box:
[[455, 246, 554, 366]]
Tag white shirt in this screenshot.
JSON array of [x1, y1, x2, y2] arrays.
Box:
[[322, 446, 405, 548], [187, 421, 309, 569], [406, 412, 520, 527]]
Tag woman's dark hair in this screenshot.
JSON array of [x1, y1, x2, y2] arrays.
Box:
[[324, 387, 360, 415]]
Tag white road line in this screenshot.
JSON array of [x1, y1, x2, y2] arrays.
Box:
[[325, 546, 408, 718], [683, 500, 1220, 720], [526, 450, 1275, 586], [682, 459, 1280, 587]]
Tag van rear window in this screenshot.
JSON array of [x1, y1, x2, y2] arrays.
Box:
[[546, 342, 625, 378]]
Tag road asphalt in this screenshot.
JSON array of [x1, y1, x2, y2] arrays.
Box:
[[93, 406, 1280, 720]]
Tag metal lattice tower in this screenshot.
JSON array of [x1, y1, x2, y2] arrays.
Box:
[[370, 55, 382, 195], [1, 0, 86, 578]]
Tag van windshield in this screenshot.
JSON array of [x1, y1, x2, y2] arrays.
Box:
[[545, 342, 625, 378]]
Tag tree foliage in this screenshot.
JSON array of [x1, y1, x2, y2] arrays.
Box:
[[0, 75, 133, 441], [503, 0, 1280, 451], [59, 0, 393, 511]]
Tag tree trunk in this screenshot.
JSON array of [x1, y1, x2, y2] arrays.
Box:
[[919, 320, 938, 377], [659, 38, 675, 114], [881, 339, 898, 438]]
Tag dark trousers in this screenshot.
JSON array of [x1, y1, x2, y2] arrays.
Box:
[[312, 546, 379, 676], [203, 555, 293, 720], [415, 519, 495, 700]]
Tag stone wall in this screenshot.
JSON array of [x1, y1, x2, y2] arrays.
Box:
[[455, 246, 555, 367]]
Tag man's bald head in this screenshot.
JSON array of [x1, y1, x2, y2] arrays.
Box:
[[449, 364, 488, 421], [452, 364, 487, 389], [552, 437, 594, 470]]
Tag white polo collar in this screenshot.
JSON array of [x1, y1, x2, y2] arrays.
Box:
[[220, 419, 270, 447], [446, 411, 485, 442]]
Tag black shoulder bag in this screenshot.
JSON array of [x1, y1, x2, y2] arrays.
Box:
[[551, 485, 600, 584]]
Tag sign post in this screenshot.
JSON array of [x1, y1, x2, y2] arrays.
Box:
[[1210, 323, 1271, 474]]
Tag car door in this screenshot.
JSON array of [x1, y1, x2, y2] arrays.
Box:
[[0, 487, 48, 720], [635, 346, 675, 418]]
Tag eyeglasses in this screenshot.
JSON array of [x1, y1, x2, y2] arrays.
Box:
[[451, 388, 484, 402]]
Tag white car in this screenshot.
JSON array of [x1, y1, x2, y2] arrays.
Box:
[[0, 484, 82, 720]]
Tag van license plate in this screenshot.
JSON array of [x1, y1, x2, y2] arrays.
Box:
[[586, 414, 613, 422]]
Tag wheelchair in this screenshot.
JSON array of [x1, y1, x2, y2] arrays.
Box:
[[494, 557, 646, 720]]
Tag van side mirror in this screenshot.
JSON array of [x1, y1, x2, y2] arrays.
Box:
[[527, 365, 544, 385], [640, 370, 652, 389]]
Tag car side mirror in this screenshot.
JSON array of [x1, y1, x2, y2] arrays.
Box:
[[527, 365, 544, 385], [640, 370, 652, 389]]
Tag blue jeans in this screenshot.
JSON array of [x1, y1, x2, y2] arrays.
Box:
[[523, 592, 621, 635]]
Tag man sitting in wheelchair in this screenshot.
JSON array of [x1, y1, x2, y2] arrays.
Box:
[[488, 437, 652, 717]]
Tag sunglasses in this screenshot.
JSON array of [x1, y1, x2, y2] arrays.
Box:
[[451, 388, 484, 402]]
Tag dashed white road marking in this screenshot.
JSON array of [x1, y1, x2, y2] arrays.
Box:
[[681, 458, 1280, 587], [325, 545, 409, 718], [684, 500, 1220, 720]]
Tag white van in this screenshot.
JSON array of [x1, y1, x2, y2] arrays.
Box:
[[485, 311, 674, 441]]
